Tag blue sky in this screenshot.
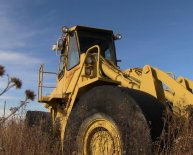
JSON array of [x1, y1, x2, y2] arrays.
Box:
[[0, 0, 193, 115]]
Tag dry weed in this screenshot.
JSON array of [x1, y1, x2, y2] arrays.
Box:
[[0, 118, 61, 155]]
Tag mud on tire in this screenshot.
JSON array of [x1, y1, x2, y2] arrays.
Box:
[[63, 86, 155, 155]]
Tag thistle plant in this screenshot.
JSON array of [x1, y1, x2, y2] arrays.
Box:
[[0, 90, 35, 124], [0, 65, 22, 96], [0, 65, 5, 77], [25, 89, 36, 101], [10, 77, 22, 89], [0, 65, 35, 124]]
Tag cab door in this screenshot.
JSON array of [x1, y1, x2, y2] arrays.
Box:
[[63, 31, 80, 93]]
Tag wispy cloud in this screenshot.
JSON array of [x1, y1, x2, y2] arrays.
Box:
[[0, 4, 26, 49], [0, 95, 19, 101], [0, 1, 57, 114], [0, 50, 44, 86], [0, 51, 42, 65], [0, 2, 54, 50]]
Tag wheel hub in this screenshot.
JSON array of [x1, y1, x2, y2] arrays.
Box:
[[82, 118, 122, 155]]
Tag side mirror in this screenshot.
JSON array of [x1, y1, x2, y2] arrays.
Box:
[[52, 44, 58, 51], [52, 38, 64, 52], [52, 26, 69, 52]]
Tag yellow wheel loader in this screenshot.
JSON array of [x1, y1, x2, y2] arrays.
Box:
[[35, 25, 193, 155]]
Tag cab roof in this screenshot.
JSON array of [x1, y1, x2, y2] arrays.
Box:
[[69, 25, 114, 34]]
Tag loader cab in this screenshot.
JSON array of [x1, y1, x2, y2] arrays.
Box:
[[57, 26, 118, 78], [76, 26, 118, 65]]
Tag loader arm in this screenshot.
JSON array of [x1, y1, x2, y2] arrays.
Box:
[[100, 57, 193, 115], [140, 66, 193, 115]]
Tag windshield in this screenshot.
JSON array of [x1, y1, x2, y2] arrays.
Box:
[[77, 29, 116, 63]]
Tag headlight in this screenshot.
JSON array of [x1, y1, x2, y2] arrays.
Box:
[[85, 68, 92, 75], [114, 34, 122, 40], [86, 56, 93, 64], [61, 26, 69, 33]]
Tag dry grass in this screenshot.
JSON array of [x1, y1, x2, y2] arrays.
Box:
[[0, 118, 61, 155], [169, 118, 193, 154], [153, 109, 193, 155], [1, 111, 193, 155]]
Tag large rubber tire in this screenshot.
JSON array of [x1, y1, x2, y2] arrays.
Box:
[[63, 86, 155, 155], [124, 88, 164, 142]]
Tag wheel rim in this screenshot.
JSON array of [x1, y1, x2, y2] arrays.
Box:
[[82, 118, 122, 155]]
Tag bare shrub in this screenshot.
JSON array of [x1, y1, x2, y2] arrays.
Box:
[[153, 105, 193, 155], [0, 118, 61, 155]]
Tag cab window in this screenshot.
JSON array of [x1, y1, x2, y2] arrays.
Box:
[[67, 32, 79, 70], [59, 51, 65, 72], [78, 29, 117, 64]]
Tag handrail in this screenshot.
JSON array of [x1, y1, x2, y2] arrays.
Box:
[[38, 64, 57, 102], [38, 64, 44, 101]]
